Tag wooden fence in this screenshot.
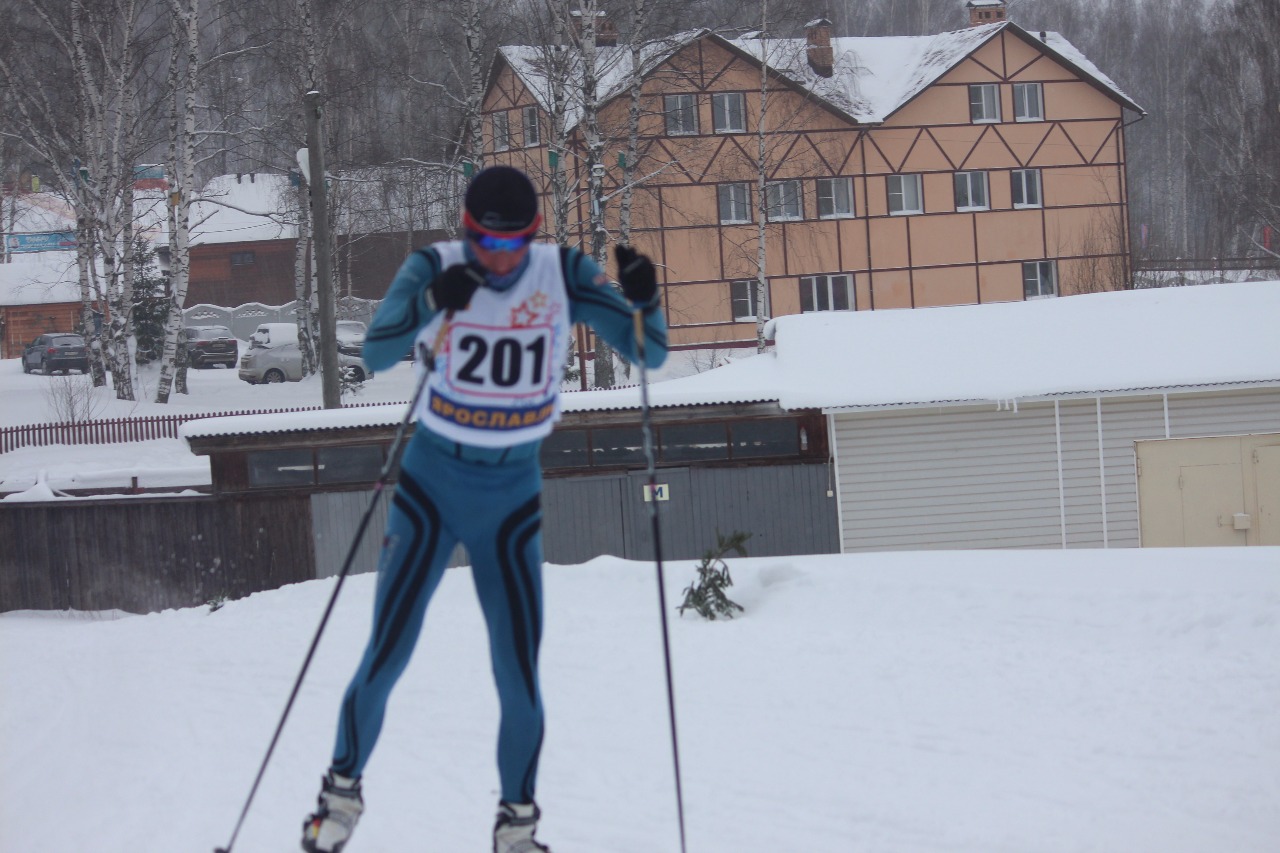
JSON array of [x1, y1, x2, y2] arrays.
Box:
[[0, 492, 315, 613], [0, 401, 409, 454]]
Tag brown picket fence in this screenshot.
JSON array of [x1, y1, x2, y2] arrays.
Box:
[[0, 401, 409, 454]]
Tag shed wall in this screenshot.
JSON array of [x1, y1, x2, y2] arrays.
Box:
[[832, 388, 1280, 552]]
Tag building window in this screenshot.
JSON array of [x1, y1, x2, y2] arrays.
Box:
[[731, 279, 763, 321], [316, 445, 384, 485], [711, 92, 746, 133], [247, 449, 314, 488], [664, 94, 698, 136], [522, 105, 540, 147], [1012, 168, 1042, 208], [969, 83, 1000, 123], [887, 174, 923, 215], [765, 180, 802, 221], [816, 177, 854, 219], [492, 112, 510, 151], [800, 274, 853, 312], [230, 251, 255, 266], [661, 422, 729, 463], [954, 171, 989, 211], [1023, 260, 1057, 299], [718, 182, 751, 224], [590, 427, 646, 466], [1013, 83, 1043, 121], [540, 429, 590, 469], [731, 419, 800, 459]]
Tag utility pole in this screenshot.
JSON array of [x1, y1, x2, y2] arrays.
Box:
[[305, 90, 340, 408]]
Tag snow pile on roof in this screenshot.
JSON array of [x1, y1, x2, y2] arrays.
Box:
[[2, 192, 76, 234], [731, 24, 1002, 123], [732, 23, 1137, 124], [0, 251, 86, 305], [500, 30, 706, 127], [189, 173, 297, 245], [180, 282, 1280, 440], [180, 404, 413, 440], [650, 281, 1280, 411]]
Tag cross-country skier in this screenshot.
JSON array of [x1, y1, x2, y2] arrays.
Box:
[[302, 165, 667, 853]]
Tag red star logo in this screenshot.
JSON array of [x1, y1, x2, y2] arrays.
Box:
[[510, 304, 538, 327]]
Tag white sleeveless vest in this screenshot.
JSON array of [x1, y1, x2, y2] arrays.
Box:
[[412, 242, 571, 448]]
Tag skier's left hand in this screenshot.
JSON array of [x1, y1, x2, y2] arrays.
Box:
[[615, 245, 658, 307]]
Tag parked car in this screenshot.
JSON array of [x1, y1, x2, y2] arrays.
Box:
[[238, 323, 369, 384], [22, 333, 89, 375], [336, 320, 366, 356], [183, 325, 238, 368]]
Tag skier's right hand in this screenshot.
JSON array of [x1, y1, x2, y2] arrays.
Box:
[[425, 263, 485, 313]]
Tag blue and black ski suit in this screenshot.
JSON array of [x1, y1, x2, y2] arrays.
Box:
[[329, 240, 667, 805]]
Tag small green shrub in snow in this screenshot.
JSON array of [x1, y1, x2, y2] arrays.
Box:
[[678, 530, 749, 620]]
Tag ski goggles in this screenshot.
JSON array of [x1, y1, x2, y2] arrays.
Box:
[[466, 229, 536, 252], [463, 210, 540, 252]]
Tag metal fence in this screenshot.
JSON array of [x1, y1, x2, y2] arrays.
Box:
[[182, 297, 379, 341]]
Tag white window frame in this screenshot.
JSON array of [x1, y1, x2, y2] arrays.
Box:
[[954, 171, 989, 211], [816, 177, 854, 219], [969, 83, 1001, 123], [1023, 260, 1057, 299], [1012, 168, 1042, 209], [765, 180, 803, 221], [664, 94, 698, 136], [718, 182, 751, 224], [711, 92, 746, 133], [492, 112, 510, 152], [522, 105, 540, 147], [887, 174, 923, 215], [800, 274, 854, 312], [1013, 82, 1044, 122], [731, 279, 764, 321]]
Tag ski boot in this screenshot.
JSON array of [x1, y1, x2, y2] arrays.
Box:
[[493, 800, 552, 853], [301, 770, 364, 853]]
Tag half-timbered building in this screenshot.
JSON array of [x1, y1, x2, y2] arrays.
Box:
[[482, 3, 1144, 353]]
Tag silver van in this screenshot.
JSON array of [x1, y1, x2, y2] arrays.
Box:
[[238, 323, 369, 384]]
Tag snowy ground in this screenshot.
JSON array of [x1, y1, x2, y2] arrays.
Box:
[[2, 548, 1278, 853]]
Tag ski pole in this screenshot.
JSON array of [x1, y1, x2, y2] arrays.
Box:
[[632, 309, 689, 853], [215, 316, 452, 853]]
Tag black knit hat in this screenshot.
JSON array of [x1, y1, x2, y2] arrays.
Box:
[[464, 166, 539, 234]]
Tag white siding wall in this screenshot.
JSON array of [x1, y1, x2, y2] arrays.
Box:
[[833, 388, 1280, 552]]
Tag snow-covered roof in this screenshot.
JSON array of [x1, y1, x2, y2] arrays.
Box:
[[728, 22, 1139, 124], [0, 251, 86, 305], [500, 22, 1140, 130], [2, 192, 76, 235], [188, 173, 297, 246], [185, 168, 460, 246], [181, 281, 1280, 442], [499, 30, 705, 130]]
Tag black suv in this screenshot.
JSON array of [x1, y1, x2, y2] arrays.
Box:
[[184, 325, 238, 368], [22, 333, 89, 375]]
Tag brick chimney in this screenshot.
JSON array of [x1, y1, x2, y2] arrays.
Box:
[[570, 10, 618, 47], [806, 18, 834, 78], [967, 0, 1007, 27]]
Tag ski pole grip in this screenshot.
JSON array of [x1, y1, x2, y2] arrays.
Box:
[[632, 309, 646, 360]]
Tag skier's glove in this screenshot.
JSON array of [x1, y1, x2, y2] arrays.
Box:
[[425, 263, 485, 313], [615, 245, 658, 307]]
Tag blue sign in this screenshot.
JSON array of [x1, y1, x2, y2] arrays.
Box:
[[5, 231, 77, 253]]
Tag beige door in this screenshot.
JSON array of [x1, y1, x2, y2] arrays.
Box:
[[1178, 463, 1246, 546], [1256, 446, 1280, 546], [1137, 432, 1280, 547]]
